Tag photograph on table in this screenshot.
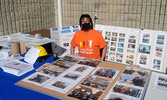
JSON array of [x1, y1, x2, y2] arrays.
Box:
[[110, 56, 115, 61], [78, 58, 101, 67], [152, 59, 161, 70], [63, 73, 81, 80], [106, 41, 109, 45], [81, 75, 112, 90], [112, 84, 142, 98], [52, 60, 73, 69], [112, 32, 118, 37], [155, 46, 163, 57], [138, 44, 151, 54], [60, 54, 83, 63], [74, 65, 88, 72], [119, 33, 125, 38], [104, 92, 131, 100], [109, 51, 115, 56], [92, 67, 119, 79], [37, 63, 66, 77], [142, 33, 150, 43], [154, 74, 167, 91], [67, 85, 103, 100], [22, 72, 54, 86], [123, 66, 150, 77]]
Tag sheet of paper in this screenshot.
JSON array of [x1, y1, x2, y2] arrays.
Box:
[[24, 47, 40, 64]]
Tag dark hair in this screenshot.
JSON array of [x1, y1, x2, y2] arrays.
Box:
[[79, 14, 93, 29]]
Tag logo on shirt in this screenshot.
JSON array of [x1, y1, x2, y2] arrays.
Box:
[[79, 40, 92, 48]]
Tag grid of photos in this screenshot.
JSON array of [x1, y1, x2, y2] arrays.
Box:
[[104, 66, 150, 100], [43, 64, 95, 94], [67, 67, 119, 100]]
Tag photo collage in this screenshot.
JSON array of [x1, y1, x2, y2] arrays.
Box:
[[67, 67, 119, 100], [154, 74, 167, 91], [95, 25, 167, 72], [104, 66, 150, 100], [22, 55, 103, 94], [101, 26, 139, 65]]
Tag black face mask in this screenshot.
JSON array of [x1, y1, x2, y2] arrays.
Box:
[[81, 23, 91, 30]]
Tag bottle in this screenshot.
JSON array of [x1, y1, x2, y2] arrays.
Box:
[[7, 36, 12, 49]]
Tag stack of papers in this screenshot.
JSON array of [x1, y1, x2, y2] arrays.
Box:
[[0, 59, 34, 76]]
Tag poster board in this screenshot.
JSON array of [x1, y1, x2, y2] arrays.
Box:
[[144, 71, 167, 100], [95, 24, 167, 73], [16, 54, 127, 100]]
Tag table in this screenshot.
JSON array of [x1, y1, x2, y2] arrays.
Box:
[[0, 56, 61, 100]]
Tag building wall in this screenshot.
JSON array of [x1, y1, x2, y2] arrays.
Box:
[[61, 0, 167, 31], [0, 0, 57, 35], [0, 0, 167, 36]]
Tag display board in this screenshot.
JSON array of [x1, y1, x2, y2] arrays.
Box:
[[16, 54, 152, 100], [16, 54, 128, 100], [50, 26, 80, 56], [144, 71, 167, 100], [95, 24, 167, 73]]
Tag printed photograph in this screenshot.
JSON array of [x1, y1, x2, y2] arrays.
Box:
[[142, 34, 150, 43], [112, 84, 142, 98], [128, 44, 135, 49], [38, 64, 66, 77], [67, 85, 103, 100], [81, 76, 111, 90], [117, 48, 123, 53], [118, 43, 124, 48], [126, 54, 134, 59], [154, 75, 167, 91], [78, 58, 101, 67], [128, 39, 136, 43], [157, 39, 164, 45], [110, 47, 116, 51], [28, 74, 50, 84], [110, 57, 115, 61], [109, 51, 115, 55], [116, 53, 123, 58], [94, 67, 118, 79], [139, 55, 147, 65], [106, 41, 109, 46], [105, 36, 110, 41], [52, 81, 68, 89], [63, 73, 81, 80], [116, 58, 123, 63], [105, 31, 111, 36], [111, 37, 117, 41], [111, 42, 116, 46], [126, 59, 134, 64], [63, 43, 69, 47], [129, 34, 136, 38], [74, 66, 88, 72], [123, 66, 150, 77], [119, 38, 125, 42], [105, 93, 130, 100], [61, 55, 82, 63], [119, 74, 147, 87], [157, 34, 165, 40], [119, 33, 125, 37], [52, 60, 72, 69], [153, 59, 161, 70], [112, 32, 118, 37], [127, 49, 135, 53], [139, 44, 151, 54], [155, 47, 163, 57]]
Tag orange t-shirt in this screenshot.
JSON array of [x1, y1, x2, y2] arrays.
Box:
[[70, 29, 107, 60]]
